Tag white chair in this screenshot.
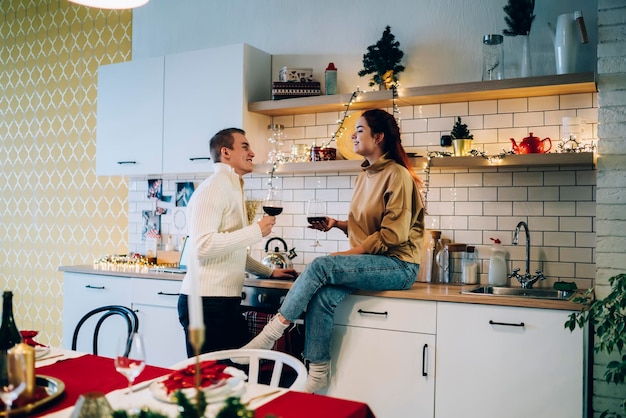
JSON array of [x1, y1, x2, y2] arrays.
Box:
[[170, 348, 307, 391]]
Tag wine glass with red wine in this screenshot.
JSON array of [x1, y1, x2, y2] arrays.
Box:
[[307, 199, 326, 247], [262, 187, 283, 217]]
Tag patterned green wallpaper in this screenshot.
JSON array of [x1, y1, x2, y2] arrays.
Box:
[[0, 0, 131, 346]]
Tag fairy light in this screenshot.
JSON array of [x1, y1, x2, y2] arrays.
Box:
[[322, 88, 361, 148]]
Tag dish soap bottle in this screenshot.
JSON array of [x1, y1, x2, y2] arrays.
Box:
[[488, 238, 508, 286]]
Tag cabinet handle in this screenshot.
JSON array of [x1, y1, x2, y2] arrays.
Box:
[[116, 161, 137, 165], [357, 309, 388, 317], [85, 285, 105, 290], [157, 291, 180, 297], [189, 157, 211, 161], [422, 344, 428, 377], [489, 320, 525, 327]]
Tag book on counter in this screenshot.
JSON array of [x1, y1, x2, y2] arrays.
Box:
[[272, 81, 321, 100]]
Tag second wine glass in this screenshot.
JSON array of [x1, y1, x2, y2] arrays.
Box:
[[307, 199, 326, 247], [115, 332, 146, 395]]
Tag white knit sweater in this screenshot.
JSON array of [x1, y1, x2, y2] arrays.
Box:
[[179, 163, 273, 297]]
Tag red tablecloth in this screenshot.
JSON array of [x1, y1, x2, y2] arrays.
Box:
[[255, 391, 376, 418], [35, 354, 172, 416]]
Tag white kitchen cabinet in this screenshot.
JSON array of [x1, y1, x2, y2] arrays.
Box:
[[323, 295, 437, 418], [130, 277, 187, 367], [163, 44, 271, 174], [96, 44, 271, 176], [61, 272, 132, 357], [96, 56, 165, 176], [435, 302, 586, 418]]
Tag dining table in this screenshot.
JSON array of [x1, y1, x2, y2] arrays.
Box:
[[28, 347, 375, 418]]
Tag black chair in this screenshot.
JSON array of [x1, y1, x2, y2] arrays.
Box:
[[71, 305, 139, 355]]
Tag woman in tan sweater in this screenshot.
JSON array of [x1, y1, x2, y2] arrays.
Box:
[[243, 109, 425, 392]]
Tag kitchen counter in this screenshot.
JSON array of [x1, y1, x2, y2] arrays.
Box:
[[59, 265, 588, 311]]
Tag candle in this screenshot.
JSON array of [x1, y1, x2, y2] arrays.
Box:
[[188, 274, 204, 329]]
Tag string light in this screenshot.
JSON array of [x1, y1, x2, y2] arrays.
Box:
[[322, 88, 361, 148]]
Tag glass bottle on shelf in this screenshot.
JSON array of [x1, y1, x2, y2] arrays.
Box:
[[0, 291, 23, 351], [482, 34, 504, 81]]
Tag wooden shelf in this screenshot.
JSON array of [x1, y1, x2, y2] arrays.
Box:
[[251, 153, 595, 175], [248, 72, 597, 116]]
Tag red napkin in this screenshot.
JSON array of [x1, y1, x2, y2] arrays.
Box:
[[34, 354, 172, 416], [255, 391, 376, 418]]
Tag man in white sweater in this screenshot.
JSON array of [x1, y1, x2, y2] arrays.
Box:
[[178, 127, 297, 356]]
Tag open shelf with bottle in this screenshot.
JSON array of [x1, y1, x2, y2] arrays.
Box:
[[248, 72, 597, 117]]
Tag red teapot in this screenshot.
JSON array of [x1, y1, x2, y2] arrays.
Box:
[[510, 133, 552, 154]]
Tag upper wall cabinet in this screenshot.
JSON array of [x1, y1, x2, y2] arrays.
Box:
[[96, 56, 165, 176], [96, 44, 271, 177], [163, 44, 271, 174]]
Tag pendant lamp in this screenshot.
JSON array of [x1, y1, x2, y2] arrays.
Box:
[[67, 0, 149, 9]]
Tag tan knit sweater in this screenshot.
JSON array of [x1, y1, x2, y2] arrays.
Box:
[[179, 163, 273, 298], [348, 156, 425, 264]]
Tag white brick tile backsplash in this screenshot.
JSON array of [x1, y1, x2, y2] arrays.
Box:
[[560, 93, 593, 109], [528, 216, 559, 231], [576, 201, 596, 216], [441, 187, 469, 201], [561, 185, 594, 201], [498, 187, 528, 201], [561, 216, 593, 232], [528, 186, 559, 201], [441, 102, 468, 117], [545, 201, 576, 216], [428, 117, 457, 132], [468, 215, 497, 230], [469, 100, 497, 115], [413, 104, 440, 118], [484, 172, 512, 186], [513, 171, 543, 186], [317, 112, 340, 125], [401, 118, 428, 133], [528, 95, 559, 111], [469, 187, 497, 201], [514, 111, 544, 127], [498, 98, 527, 113], [484, 201, 512, 216], [305, 124, 328, 139], [484, 113, 513, 129], [544, 231, 576, 246], [413, 131, 442, 146], [560, 247, 593, 263], [440, 215, 468, 230], [294, 114, 315, 126], [576, 232, 596, 248], [513, 201, 544, 216], [455, 201, 482, 215], [455, 172, 483, 187]]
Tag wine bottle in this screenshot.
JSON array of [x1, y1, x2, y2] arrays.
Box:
[[0, 291, 23, 351]]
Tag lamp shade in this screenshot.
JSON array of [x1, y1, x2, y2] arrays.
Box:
[[67, 0, 149, 9]]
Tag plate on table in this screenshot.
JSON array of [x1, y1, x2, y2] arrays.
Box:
[[149, 364, 247, 404], [0, 375, 65, 417], [35, 346, 51, 359]]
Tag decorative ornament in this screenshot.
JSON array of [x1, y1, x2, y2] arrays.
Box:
[[358, 26, 405, 89], [503, 0, 536, 36]]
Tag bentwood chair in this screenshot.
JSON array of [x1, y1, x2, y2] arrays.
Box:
[[71, 305, 139, 355], [170, 348, 308, 391]]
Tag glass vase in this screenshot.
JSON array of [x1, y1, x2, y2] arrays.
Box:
[[520, 34, 532, 77]]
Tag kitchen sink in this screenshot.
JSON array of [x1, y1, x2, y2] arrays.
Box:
[[461, 286, 577, 300]]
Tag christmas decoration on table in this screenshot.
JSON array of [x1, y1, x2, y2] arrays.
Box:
[[358, 25, 405, 90], [450, 116, 473, 140]]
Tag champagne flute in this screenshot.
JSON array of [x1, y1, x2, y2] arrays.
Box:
[[262, 187, 283, 217], [115, 332, 146, 395], [0, 350, 27, 417], [307, 199, 326, 247]]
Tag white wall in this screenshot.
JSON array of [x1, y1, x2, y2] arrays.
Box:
[[133, 0, 598, 88]]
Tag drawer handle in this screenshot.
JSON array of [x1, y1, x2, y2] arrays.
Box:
[[422, 344, 428, 377], [116, 161, 136, 165], [157, 291, 180, 297], [357, 309, 388, 317], [85, 285, 105, 290], [489, 320, 525, 328], [189, 157, 211, 161]]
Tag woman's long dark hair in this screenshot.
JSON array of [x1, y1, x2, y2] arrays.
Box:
[[361, 109, 423, 187]]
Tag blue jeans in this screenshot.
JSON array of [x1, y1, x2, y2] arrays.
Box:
[[278, 254, 418, 363]]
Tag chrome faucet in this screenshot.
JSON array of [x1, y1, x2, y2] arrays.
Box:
[[509, 221, 545, 289]]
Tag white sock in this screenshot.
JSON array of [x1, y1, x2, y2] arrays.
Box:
[[241, 315, 289, 350], [304, 361, 330, 393]]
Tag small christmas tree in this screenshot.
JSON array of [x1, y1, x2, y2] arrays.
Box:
[[451, 117, 473, 139], [503, 0, 536, 36], [358, 26, 405, 89]]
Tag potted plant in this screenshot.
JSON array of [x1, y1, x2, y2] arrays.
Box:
[[358, 25, 405, 90], [565, 273, 626, 417], [450, 116, 473, 156], [502, 0, 536, 77]]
